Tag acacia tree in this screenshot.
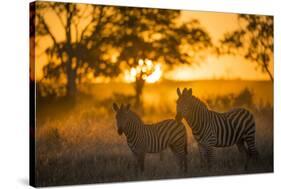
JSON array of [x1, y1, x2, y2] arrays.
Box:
[[35, 2, 121, 97], [114, 8, 212, 105], [219, 14, 273, 81], [36, 2, 212, 102]]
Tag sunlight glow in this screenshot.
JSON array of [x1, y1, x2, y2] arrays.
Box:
[[164, 56, 272, 81], [146, 64, 162, 83], [124, 59, 162, 83]]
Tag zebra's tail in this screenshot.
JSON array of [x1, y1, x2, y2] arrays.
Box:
[[245, 114, 259, 160]]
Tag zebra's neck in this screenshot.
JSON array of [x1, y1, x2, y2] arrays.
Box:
[[185, 96, 209, 134], [122, 111, 144, 140]]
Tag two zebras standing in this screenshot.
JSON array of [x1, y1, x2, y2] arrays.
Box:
[[112, 88, 259, 172]]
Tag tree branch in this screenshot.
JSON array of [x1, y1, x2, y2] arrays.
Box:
[[263, 61, 274, 81], [80, 6, 98, 41], [50, 4, 66, 28], [37, 14, 58, 45]]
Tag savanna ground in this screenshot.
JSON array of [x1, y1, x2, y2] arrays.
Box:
[[35, 80, 273, 187]]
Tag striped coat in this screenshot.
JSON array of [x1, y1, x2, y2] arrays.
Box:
[[113, 103, 187, 172], [175, 88, 258, 170]]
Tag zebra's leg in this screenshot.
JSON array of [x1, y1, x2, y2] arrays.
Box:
[[198, 144, 207, 169], [170, 144, 187, 173], [137, 153, 145, 172], [159, 151, 164, 161], [246, 137, 259, 160], [245, 132, 259, 165], [133, 152, 145, 173], [183, 140, 188, 173], [236, 140, 250, 170], [206, 146, 215, 170]]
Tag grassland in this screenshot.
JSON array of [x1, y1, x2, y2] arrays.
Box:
[[35, 80, 273, 187]]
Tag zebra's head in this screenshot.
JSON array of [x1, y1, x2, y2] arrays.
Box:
[[112, 103, 131, 136], [175, 87, 193, 122]]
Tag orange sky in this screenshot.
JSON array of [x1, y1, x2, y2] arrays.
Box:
[[171, 10, 273, 81], [35, 4, 273, 81]]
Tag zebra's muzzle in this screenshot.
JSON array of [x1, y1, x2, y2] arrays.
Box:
[[118, 128, 123, 135]]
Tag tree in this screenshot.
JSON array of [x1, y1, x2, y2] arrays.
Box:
[[35, 2, 212, 102], [219, 14, 273, 81], [114, 8, 212, 105], [35, 2, 121, 97]]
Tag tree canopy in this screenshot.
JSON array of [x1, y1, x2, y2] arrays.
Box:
[[113, 7, 212, 104], [34, 2, 212, 99], [219, 14, 273, 81], [35, 2, 122, 96]]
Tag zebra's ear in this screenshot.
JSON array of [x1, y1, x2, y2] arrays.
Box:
[[112, 103, 119, 112], [187, 88, 192, 96], [125, 104, 131, 111], [177, 88, 182, 97], [182, 88, 188, 96]]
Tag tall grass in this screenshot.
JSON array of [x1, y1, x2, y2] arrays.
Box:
[[35, 81, 273, 186]]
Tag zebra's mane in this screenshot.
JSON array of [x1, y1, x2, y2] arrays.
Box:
[[191, 95, 209, 110], [127, 110, 144, 124]]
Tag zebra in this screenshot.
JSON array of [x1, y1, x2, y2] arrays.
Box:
[[175, 88, 259, 170], [112, 103, 188, 172]]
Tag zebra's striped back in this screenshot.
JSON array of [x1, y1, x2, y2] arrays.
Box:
[[176, 88, 256, 149], [113, 103, 188, 172], [214, 108, 255, 147], [113, 103, 187, 154], [120, 112, 186, 154], [176, 88, 258, 169], [142, 119, 186, 153]]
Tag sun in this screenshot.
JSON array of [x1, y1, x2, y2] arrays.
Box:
[[145, 64, 162, 83], [124, 59, 162, 83]]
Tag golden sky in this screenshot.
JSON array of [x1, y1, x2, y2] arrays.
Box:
[[34, 5, 273, 81], [171, 10, 273, 81]]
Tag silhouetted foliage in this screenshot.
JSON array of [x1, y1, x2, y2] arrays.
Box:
[[219, 14, 273, 81], [30, 3, 36, 38], [206, 88, 254, 110], [233, 88, 254, 107], [114, 8, 212, 105], [36, 2, 122, 97], [35, 2, 212, 100]]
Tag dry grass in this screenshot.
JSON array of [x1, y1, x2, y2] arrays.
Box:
[[35, 81, 273, 187]]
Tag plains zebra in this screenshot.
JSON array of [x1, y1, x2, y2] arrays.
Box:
[[112, 103, 188, 172], [175, 88, 259, 170]]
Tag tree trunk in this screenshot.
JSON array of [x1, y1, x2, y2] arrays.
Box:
[[263, 61, 274, 82], [135, 75, 145, 107], [65, 4, 77, 98], [66, 60, 77, 98]]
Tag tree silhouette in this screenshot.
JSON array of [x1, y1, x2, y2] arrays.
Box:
[[219, 14, 273, 81], [35, 2, 121, 97], [114, 7, 212, 105], [35, 2, 212, 102]]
